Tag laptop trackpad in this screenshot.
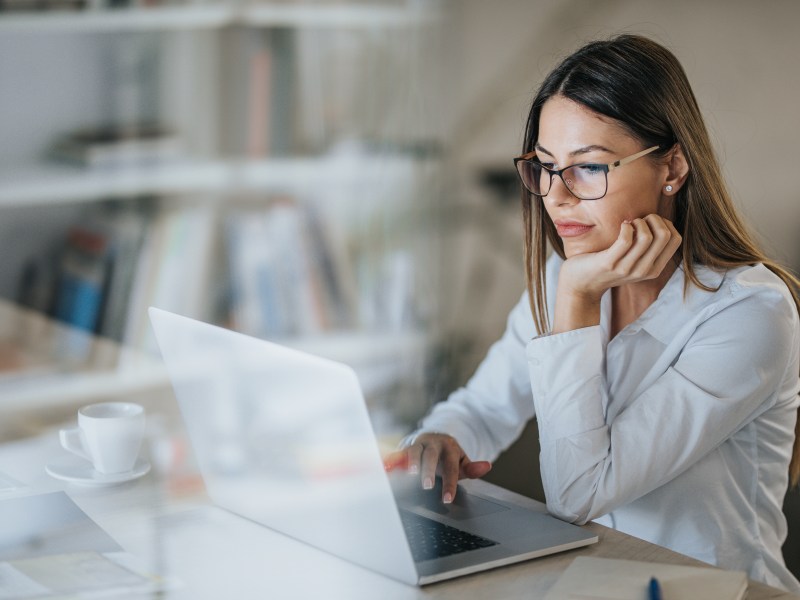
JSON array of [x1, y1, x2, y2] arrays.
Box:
[[393, 477, 509, 521]]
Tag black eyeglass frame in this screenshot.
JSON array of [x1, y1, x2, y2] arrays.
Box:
[[513, 145, 660, 201]]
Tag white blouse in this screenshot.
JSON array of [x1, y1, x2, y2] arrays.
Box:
[[412, 254, 800, 592]]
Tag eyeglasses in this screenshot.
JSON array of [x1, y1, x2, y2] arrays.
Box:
[[513, 145, 660, 201]]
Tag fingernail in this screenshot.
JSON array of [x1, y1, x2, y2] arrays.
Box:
[[423, 477, 433, 490], [443, 493, 453, 504], [408, 464, 418, 475]]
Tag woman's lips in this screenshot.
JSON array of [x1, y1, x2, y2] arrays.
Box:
[[555, 222, 595, 237]]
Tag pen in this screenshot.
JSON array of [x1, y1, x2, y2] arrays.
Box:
[[648, 577, 662, 600]]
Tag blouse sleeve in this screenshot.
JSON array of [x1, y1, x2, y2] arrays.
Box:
[[408, 254, 564, 461], [409, 290, 537, 462], [527, 282, 800, 525]]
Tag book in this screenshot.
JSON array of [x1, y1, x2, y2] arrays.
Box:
[[246, 37, 272, 158], [122, 204, 214, 355], [543, 556, 747, 600], [0, 493, 169, 597], [226, 28, 293, 158], [226, 202, 319, 337], [267, 28, 295, 156], [52, 226, 109, 334], [226, 207, 288, 336], [225, 199, 356, 338], [0, 0, 85, 11], [49, 124, 182, 169], [17, 202, 153, 343], [96, 201, 152, 342], [17, 249, 60, 317], [303, 201, 357, 330]]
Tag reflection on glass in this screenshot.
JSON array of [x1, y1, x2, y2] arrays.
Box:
[[151, 309, 418, 585]]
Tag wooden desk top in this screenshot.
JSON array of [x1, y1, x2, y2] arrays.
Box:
[[0, 431, 797, 599]]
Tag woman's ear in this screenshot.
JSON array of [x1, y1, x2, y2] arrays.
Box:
[[663, 144, 689, 195]]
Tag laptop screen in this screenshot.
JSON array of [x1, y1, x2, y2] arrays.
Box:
[[149, 308, 418, 585]]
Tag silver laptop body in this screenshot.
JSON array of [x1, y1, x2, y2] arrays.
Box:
[[148, 307, 597, 585]]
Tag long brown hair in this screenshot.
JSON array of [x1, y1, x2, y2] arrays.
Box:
[[520, 34, 800, 487]]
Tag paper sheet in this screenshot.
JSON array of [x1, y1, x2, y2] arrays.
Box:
[[0, 471, 25, 493], [0, 492, 121, 561], [1, 552, 153, 599], [544, 556, 747, 600], [0, 492, 176, 598]]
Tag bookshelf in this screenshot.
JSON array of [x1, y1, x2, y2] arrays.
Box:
[[0, 155, 422, 206], [0, 5, 233, 32], [0, 299, 168, 411], [0, 300, 425, 413], [0, 1, 442, 427], [0, 4, 435, 34], [0, 160, 230, 206]]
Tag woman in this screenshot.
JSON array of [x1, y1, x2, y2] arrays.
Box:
[[385, 34, 800, 591]]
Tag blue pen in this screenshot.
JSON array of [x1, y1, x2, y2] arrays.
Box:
[[648, 577, 662, 600]]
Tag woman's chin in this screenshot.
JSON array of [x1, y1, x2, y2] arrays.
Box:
[[562, 239, 605, 258]]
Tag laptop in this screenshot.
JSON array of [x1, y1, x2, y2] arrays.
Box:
[[148, 307, 597, 586]]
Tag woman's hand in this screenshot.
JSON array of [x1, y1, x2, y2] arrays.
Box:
[[383, 433, 492, 504], [553, 215, 682, 332], [561, 214, 682, 298]]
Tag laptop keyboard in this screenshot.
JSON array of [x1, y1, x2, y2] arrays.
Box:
[[399, 510, 498, 562]]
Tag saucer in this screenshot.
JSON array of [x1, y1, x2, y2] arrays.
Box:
[[45, 455, 151, 486]]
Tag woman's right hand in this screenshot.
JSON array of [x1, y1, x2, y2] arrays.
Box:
[[383, 433, 492, 504]]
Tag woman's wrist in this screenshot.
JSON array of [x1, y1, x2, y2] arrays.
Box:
[[552, 287, 603, 333]]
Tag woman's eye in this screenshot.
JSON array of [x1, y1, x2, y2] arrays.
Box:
[[540, 163, 556, 170], [579, 164, 604, 175]]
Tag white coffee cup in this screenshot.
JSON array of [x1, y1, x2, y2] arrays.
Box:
[[59, 402, 145, 474]]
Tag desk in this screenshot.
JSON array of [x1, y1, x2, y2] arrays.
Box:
[[0, 429, 797, 599]]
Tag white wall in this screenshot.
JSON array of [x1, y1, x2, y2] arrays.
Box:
[[436, 0, 800, 368], [453, 0, 800, 264]]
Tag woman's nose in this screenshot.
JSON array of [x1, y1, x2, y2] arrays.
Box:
[[546, 174, 579, 206]]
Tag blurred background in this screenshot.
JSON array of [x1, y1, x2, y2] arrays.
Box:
[[1, 0, 799, 574]]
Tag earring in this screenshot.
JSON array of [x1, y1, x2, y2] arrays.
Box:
[[665, 185, 673, 192]]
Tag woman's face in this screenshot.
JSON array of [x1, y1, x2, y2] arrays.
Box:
[[536, 95, 670, 258]]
